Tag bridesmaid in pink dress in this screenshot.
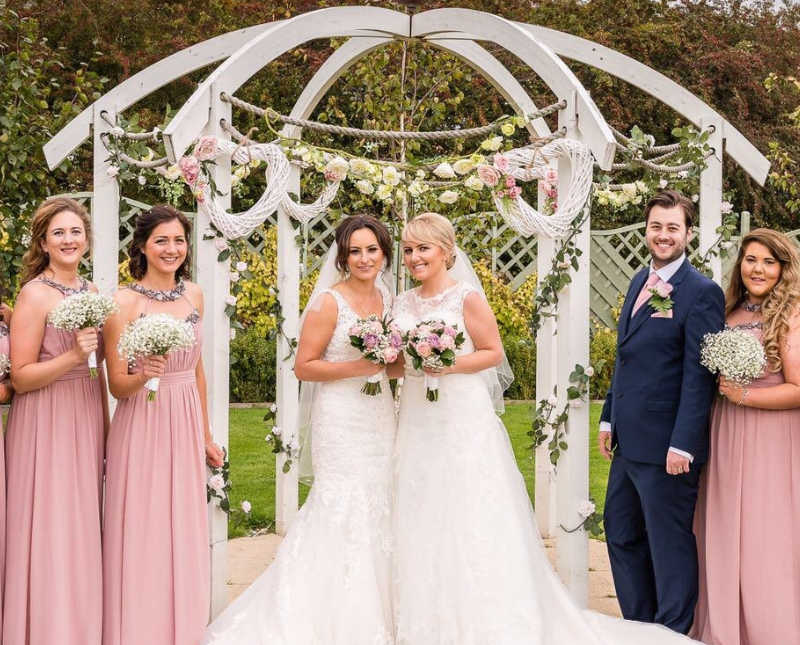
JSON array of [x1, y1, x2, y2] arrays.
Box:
[[693, 228, 800, 644], [4, 197, 109, 645], [102, 205, 224, 645]]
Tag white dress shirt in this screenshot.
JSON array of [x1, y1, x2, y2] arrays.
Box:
[[599, 254, 694, 462]]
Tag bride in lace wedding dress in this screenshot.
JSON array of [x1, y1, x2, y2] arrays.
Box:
[[203, 216, 397, 645], [390, 213, 702, 645]]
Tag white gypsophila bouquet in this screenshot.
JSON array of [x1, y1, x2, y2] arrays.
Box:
[[0, 354, 9, 379], [117, 313, 195, 401], [48, 292, 118, 377], [700, 328, 767, 385]]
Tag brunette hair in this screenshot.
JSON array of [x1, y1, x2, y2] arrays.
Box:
[[725, 228, 800, 372], [128, 205, 193, 280], [333, 215, 393, 274], [644, 190, 696, 229], [402, 212, 457, 269], [21, 197, 92, 286]]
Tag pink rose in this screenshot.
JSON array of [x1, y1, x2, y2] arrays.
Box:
[[383, 347, 399, 363], [508, 186, 522, 199], [495, 189, 506, 199], [194, 136, 218, 161], [364, 333, 379, 349], [427, 334, 441, 349], [444, 325, 457, 337], [349, 325, 360, 336], [493, 153, 510, 173], [505, 176, 516, 188], [416, 342, 432, 358], [477, 164, 500, 188], [654, 282, 673, 298], [178, 155, 200, 186], [439, 334, 455, 350], [544, 168, 558, 183], [390, 331, 403, 348]]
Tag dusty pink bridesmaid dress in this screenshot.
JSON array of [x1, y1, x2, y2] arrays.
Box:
[[103, 309, 209, 645], [3, 282, 105, 645], [693, 323, 800, 644]]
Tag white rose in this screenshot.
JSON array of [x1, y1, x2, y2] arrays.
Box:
[[356, 179, 374, 195], [137, 175, 147, 186], [464, 175, 484, 191], [721, 201, 733, 214], [164, 164, 181, 181], [481, 136, 503, 151], [692, 194, 699, 203], [225, 295, 237, 306], [271, 425, 281, 437], [433, 162, 456, 179], [382, 165, 401, 186], [622, 183, 637, 197], [236, 261, 248, 272], [453, 158, 476, 175], [214, 238, 229, 252], [438, 190, 459, 204], [230, 174, 241, 187], [547, 394, 559, 407], [416, 169, 426, 179], [106, 165, 119, 177], [229, 271, 239, 283], [241, 500, 252, 514], [349, 158, 372, 176], [208, 474, 225, 493], [324, 156, 349, 182], [659, 179, 669, 189], [578, 500, 596, 518], [585, 366, 595, 377], [375, 183, 394, 202], [270, 403, 277, 413]]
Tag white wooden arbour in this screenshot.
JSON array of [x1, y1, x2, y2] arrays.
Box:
[[41, 6, 770, 617]]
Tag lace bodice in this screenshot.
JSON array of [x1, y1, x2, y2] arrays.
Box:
[[392, 282, 477, 375], [319, 285, 392, 365]]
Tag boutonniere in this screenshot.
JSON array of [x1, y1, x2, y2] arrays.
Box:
[[649, 281, 674, 315]]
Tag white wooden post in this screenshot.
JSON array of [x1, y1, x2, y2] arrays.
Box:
[[200, 83, 231, 619], [554, 91, 590, 606], [699, 117, 724, 284], [534, 178, 558, 539], [275, 131, 301, 535], [92, 106, 120, 417]]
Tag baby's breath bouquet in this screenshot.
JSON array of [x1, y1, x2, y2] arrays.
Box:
[[117, 313, 195, 401], [700, 328, 767, 385], [0, 354, 9, 380], [48, 292, 118, 377]]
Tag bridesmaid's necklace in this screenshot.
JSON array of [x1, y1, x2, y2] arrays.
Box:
[[741, 300, 762, 313], [130, 280, 186, 302], [39, 274, 88, 296]]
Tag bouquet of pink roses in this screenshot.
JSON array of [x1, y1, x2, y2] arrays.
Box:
[[405, 319, 465, 401], [348, 315, 403, 395]]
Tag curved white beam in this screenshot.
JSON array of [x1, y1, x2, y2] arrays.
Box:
[[517, 23, 769, 185], [412, 8, 616, 170], [43, 22, 283, 170], [162, 7, 411, 161], [285, 35, 552, 140]]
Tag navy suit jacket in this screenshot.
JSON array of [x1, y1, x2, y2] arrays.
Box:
[[600, 259, 725, 465]]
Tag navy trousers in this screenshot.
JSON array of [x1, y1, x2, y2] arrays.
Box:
[[603, 453, 701, 634]]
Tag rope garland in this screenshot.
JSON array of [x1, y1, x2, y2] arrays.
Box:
[[220, 92, 566, 141]]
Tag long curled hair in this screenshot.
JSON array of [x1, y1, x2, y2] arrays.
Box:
[[21, 197, 92, 286], [128, 205, 192, 281], [725, 228, 800, 372]]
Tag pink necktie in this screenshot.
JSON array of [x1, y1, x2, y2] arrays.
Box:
[[631, 272, 660, 317]]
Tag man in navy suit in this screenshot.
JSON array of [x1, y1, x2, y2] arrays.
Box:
[[598, 190, 724, 634]]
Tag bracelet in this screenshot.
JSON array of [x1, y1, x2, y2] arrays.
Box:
[[737, 387, 749, 406]]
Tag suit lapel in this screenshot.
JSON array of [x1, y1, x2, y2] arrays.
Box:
[[620, 258, 691, 346], [619, 269, 648, 341]]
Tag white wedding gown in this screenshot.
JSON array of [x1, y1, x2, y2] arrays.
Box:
[[203, 287, 396, 645], [391, 282, 701, 645]]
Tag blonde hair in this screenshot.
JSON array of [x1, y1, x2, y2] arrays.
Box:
[[22, 197, 92, 286], [402, 212, 457, 269], [725, 228, 800, 372]]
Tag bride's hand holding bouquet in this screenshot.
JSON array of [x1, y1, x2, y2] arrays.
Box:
[[405, 319, 465, 401]]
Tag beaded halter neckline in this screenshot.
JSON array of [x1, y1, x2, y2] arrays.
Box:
[[129, 280, 186, 302], [39, 275, 89, 296]]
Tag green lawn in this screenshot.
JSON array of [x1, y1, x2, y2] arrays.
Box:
[[226, 402, 610, 538]]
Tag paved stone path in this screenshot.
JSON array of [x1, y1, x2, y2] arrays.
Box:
[[225, 534, 622, 617]]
